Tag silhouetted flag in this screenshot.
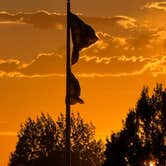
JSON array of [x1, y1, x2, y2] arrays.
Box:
[[70, 13, 98, 65], [70, 72, 84, 105]]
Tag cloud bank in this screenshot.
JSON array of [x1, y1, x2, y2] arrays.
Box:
[[0, 10, 138, 31], [0, 10, 65, 29], [0, 10, 166, 78]]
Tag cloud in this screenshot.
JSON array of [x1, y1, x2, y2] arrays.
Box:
[[20, 53, 65, 75], [0, 59, 20, 72], [0, 10, 138, 31], [74, 55, 152, 75], [73, 30, 166, 77], [111, 15, 137, 29], [0, 25, 166, 78], [0, 10, 65, 29], [0, 54, 151, 78], [81, 29, 165, 63], [149, 30, 166, 45], [0, 53, 64, 76], [0, 53, 166, 78], [74, 55, 166, 78], [16, 31, 156, 77], [145, 1, 166, 11]]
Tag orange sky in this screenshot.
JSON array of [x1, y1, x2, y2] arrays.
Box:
[[1, 0, 166, 165]]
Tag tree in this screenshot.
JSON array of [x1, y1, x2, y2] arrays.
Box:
[[103, 84, 166, 166], [9, 112, 104, 166], [9, 113, 56, 166]]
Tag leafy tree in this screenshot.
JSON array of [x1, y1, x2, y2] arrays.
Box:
[[103, 84, 166, 166], [9, 112, 104, 166]]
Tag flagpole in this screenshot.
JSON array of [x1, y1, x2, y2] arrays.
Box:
[[66, 0, 71, 166]]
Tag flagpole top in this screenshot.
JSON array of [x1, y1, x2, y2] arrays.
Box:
[[67, 0, 70, 6]]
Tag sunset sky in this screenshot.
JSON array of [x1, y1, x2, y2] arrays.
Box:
[[1, 0, 166, 165]]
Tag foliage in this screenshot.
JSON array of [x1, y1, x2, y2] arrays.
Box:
[[9, 112, 104, 166], [103, 83, 166, 166]]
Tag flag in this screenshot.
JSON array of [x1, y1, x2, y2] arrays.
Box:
[[70, 13, 98, 65], [70, 72, 84, 105]]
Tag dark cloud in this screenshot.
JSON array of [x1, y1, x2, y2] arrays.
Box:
[[0, 11, 65, 29], [0, 59, 20, 72], [0, 11, 138, 31], [0, 0, 150, 17], [0, 10, 166, 77]]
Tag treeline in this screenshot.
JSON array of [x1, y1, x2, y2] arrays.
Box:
[[9, 113, 104, 166], [9, 84, 166, 166]]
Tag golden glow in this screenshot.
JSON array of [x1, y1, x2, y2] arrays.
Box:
[[1, 1, 166, 165], [149, 160, 156, 166]]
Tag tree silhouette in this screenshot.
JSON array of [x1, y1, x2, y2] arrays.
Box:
[[9, 113, 104, 166], [103, 84, 166, 166]]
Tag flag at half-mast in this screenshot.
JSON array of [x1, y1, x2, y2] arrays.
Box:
[[70, 72, 84, 105], [70, 12, 98, 65]]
